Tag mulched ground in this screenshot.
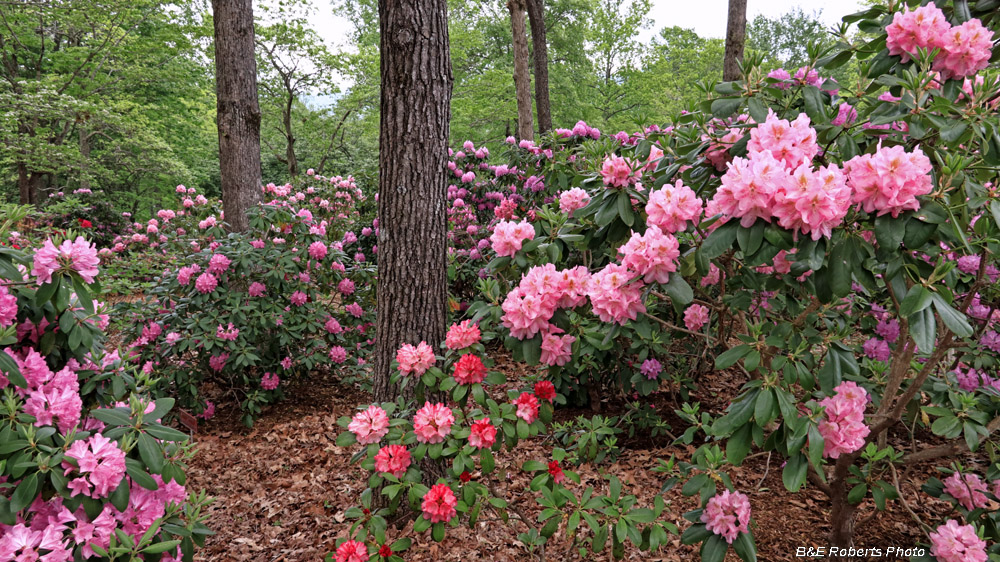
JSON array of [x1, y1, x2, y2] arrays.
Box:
[[185, 356, 974, 562]]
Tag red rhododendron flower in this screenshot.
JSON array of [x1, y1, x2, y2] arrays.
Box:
[[547, 460, 565, 484], [533, 381, 556, 402], [421, 483, 457, 523], [452, 354, 486, 385], [78, 218, 92, 228]]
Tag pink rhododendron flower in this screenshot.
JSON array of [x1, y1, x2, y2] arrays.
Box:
[[747, 111, 818, 170], [208, 353, 228, 372], [194, 272, 217, 293], [345, 302, 364, 317], [684, 304, 710, 331], [863, 338, 891, 361], [943, 472, 989, 511], [817, 381, 870, 459], [348, 405, 389, 445], [645, 180, 703, 233], [421, 483, 457, 523], [844, 144, 933, 217], [308, 241, 328, 260], [514, 392, 539, 423], [396, 342, 435, 376], [600, 155, 642, 188], [587, 263, 646, 324], [452, 353, 486, 385], [338, 278, 355, 295], [886, 2, 950, 62], [207, 253, 231, 275], [490, 219, 535, 257], [248, 282, 266, 297], [216, 323, 239, 341], [929, 520, 987, 562], [62, 434, 126, 498], [445, 320, 481, 350], [540, 328, 575, 366], [32, 236, 100, 284], [640, 358, 662, 380], [701, 490, 751, 544], [831, 103, 857, 127], [413, 402, 454, 444], [335, 540, 368, 562], [261, 372, 280, 390], [374, 444, 411, 478], [559, 187, 591, 215], [329, 346, 348, 363], [0, 285, 16, 327], [469, 417, 497, 449], [290, 291, 308, 306], [325, 317, 343, 334]]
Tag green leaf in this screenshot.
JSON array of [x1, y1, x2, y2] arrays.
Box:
[[711, 97, 743, 118], [143, 540, 182, 554], [747, 97, 769, 123], [110, 478, 131, 512], [828, 240, 853, 298], [137, 432, 165, 474], [782, 454, 808, 492], [144, 424, 190, 442], [715, 345, 752, 370], [616, 191, 634, 227], [701, 534, 729, 562], [802, 86, 828, 123], [681, 523, 713, 545], [931, 294, 973, 337], [0, 352, 27, 389], [700, 221, 738, 259], [939, 121, 968, 144], [10, 473, 39, 512], [899, 285, 933, 317], [726, 424, 753, 465], [432, 522, 445, 542], [663, 275, 693, 307], [89, 408, 132, 427], [910, 307, 936, 354], [733, 530, 757, 562], [754, 388, 775, 426]]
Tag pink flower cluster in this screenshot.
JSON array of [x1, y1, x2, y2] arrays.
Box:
[[452, 354, 486, 385], [559, 187, 591, 215], [600, 155, 642, 188], [468, 418, 497, 448], [700, 490, 751, 544], [817, 381, 870, 459], [513, 392, 539, 423], [645, 180, 703, 233], [396, 341, 435, 376], [260, 372, 280, 390], [747, 111, 818, 170], [929, 520, 987, 562], [62, 434, 127, 498], [844, 144, 933, 218], [618, 225, 680, 284], [501, 264, 590, 339], [887, 2, 994, 79], [942, 472, 989, 511], [374, 444, 411, 478], [413, 402, 454, 444], [490, 220, 535, 257], [31, 236, 100, 285], [684, 304, 709, 331], [540, 328, 575, 366], [445, 320, 481, 350], [0, 285, 17, 327], [348, 405, 390, 444], [587, 263, 646, 325]]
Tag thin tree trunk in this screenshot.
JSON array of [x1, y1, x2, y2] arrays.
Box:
[[373, 0, 453, 405], [507, 0, 534, 141], [283, 93, 298, 176], [525, 0, 551, 134], [17, 161, 31, 205], [723, 0, 747, 81], [212, 0, 262, 233]]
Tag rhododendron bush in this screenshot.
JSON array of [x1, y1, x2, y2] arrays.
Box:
[[352, 2, 1000, 560], [0, 204, 210, 560], [117, 175, 376, 426]]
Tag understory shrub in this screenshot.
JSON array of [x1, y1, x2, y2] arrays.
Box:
[[0, 204, 210, 561]]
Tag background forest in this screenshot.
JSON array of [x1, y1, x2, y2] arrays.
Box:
[[0, 0, 853, 216]]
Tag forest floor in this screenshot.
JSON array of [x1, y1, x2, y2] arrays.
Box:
[[184, 350, 963, 562]]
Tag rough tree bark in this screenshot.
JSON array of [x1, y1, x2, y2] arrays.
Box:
[[212, 0, 262, 233], [723, 0, 747, 81], [525, 0, 551, 134], [372, 0, 453, 405], [508, 0, 534, 141]]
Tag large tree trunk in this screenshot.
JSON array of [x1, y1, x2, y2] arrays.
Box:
[[723, 0, 747, 81], [212, 0, 262, 233], [507, 0, 534, 141], [525, 0, 551, 134], [373, 0, 453, 406]]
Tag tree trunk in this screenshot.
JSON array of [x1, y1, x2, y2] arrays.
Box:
[[525, 0, 551, 134], [79, 128, 91, 192], [373, 0, 453, 405], [212, 0, 262, 233], [827, 457, 858, 551], [17, 161, 32, 205], [507, 0, 534, 141], [723, 0, 748, 81], [283, 93, 298, 176]]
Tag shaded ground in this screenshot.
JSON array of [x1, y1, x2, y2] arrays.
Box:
[[186, 360, 964, 562]]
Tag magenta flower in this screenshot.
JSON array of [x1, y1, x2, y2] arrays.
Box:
[[32, 236, 100, 284], [194, 272, 218, 294]]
